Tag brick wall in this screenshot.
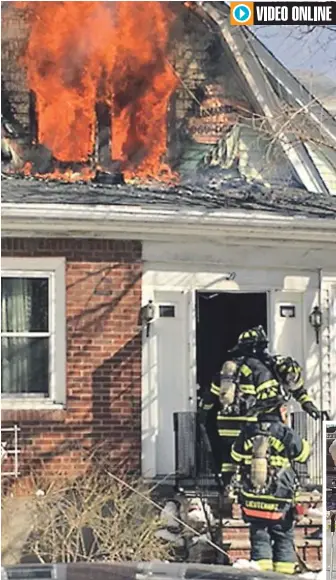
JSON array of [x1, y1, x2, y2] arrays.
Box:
[[1, 238, 142, 479], [1, 3, 30, 130]]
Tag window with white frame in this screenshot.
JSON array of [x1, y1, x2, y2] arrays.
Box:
[[1, 258, 66, 406]]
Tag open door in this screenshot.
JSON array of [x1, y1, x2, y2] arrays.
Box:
[[196, 291, 268, 393]]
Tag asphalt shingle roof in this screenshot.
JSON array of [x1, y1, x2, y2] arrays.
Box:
[[2, 174, 336, 220]]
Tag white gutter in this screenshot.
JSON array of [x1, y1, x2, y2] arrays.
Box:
[[2, 202, 336, 245]]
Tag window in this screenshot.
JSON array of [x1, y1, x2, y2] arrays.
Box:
[[1, 258, 66, 407]]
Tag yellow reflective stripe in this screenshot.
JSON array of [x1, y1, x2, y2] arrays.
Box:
[[259, 388, 278, 400], [221, 463, 236, 473], [240, 364, 252, 377], [231, 448, 252, 464], [240, 489, 293, 503], [257, 560, 273, 572], [217, 415, 257, 422], [273, 562, 296, 574], [269, 437, 285, 453], [244, 439, 253, 451], [218, 429, 241, 437], [202, 403, 213, 410], [256, 379, 278, 393], [242, 331, 256, 339], [240, 384, 256, 395], [231, 448, 245, 462], [256, 406, 278, 415], [297, 393, 311, 404], [294, 439, 310, 463], [269, 456, 290, 468], [210, 383, 220, 395]]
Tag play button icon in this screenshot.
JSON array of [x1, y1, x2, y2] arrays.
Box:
[[232, 3, 252, 24]]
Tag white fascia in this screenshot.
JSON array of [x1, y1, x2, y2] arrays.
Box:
[[2, 202, 336, 247]]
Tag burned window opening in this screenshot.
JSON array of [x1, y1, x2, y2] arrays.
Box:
[[2, 1, 255, 184]]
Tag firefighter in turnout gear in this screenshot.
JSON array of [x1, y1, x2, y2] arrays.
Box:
[[272, 356, 325, 420], [199, 324, 321, 487], [199, 326, 272, 485], [231, 404, 311, 574], [231, 326, 324, 421], [199, 355, 257, 485]]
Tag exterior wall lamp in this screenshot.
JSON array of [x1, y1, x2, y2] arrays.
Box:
[[142, 300, 155, 337], [309, 305, 322, 345]]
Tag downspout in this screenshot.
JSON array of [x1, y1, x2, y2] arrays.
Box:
[[317, 267, 324, 417], [317, 267, 324, 488]]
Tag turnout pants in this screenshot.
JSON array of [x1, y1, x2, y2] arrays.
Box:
[[249, 513, 296, 575], [217, 415, 257, 479]]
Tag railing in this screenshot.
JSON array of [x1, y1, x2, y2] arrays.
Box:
[[173, 411, 322, 490], [290, 411, 322, 488], [1, 424, 20, 478], [173, 411, 216, 491]]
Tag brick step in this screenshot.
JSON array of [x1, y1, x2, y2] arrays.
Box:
[[222, 518, 322, 530], [226, 538, 322, 550], [227, 549, 321, 571], [222, 521, 322, 570]]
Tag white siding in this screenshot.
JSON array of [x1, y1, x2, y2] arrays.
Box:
[[306, 143, 336, 196]]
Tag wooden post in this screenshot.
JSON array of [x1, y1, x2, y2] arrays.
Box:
[[95, 100, 112, 168], [29, 90, 38, 144]]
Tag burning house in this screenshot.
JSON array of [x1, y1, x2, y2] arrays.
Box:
[[1, 1, 336, 490]]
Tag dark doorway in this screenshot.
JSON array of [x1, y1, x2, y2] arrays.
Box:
[[196, 291, 268, 394]]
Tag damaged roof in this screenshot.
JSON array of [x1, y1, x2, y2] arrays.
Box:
[[2, 174, 336, 220]]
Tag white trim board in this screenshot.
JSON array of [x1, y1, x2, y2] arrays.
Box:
[[1, 257, 66, 409]]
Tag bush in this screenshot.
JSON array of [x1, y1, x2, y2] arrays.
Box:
[[2, 464, 172, 564]]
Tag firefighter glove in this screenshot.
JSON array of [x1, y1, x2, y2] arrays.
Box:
[[198, 408, 208, 425], [302, 401, 321, 420]]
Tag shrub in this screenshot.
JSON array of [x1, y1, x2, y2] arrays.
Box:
[[2, 461, 172, 564]]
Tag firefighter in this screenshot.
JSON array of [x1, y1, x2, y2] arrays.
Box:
[[198, 332, 262, 485], [231, 403, 311, 574], [199, 324, 320, 487], [231, 326, 324, 421], [271, 355, 326, 421]]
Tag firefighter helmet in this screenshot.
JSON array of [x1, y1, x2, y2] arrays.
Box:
[[237, 325, 268, 353], [274, 356, 302, 390]]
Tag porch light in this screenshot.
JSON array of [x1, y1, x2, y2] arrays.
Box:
[[142, 300, 155, 338], [309, 305, 322, 345]]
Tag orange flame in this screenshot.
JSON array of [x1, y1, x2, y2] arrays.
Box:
[[15, 1, 178, 180]]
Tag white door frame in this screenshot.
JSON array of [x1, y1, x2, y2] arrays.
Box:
[[141, 268, 319, 477]]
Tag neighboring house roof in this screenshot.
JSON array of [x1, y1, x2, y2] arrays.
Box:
[[2, 174, 336, 219], [295, 71, 336, 118], [197, 2, 336, 196]]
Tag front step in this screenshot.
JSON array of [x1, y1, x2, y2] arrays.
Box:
[[222, 518, 322, 571], [153, 487, 322, 570]]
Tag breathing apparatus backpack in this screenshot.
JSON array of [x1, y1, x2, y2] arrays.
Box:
[[218, 359, 241, 414], [249, 423, 272, 493]]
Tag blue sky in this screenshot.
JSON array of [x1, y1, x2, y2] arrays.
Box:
[[255, 25, 336, 82]]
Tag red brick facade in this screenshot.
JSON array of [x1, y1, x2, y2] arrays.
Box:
[[1, 238, 142, 477]]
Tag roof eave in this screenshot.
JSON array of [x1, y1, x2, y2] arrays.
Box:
[[2, 202, 336, 246]]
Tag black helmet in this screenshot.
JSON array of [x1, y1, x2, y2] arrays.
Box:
[[236, 325, 268, 354], [274, 356, 303, 388]]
